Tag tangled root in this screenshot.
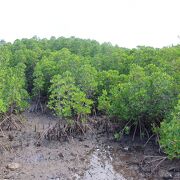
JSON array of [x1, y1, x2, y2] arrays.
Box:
[[36, 120, 93, 145]]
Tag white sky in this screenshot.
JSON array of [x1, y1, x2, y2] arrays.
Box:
[[0, 0, 180, 48]]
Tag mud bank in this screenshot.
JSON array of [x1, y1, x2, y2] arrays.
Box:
[[0, 112, 179, 180]]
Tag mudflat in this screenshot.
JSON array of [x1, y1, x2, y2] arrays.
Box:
[[0, 112, 179, 180]]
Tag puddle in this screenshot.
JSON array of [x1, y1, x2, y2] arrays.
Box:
[[82, 146, 126, 180]]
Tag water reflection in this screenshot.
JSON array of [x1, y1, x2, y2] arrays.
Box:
[[83, 146, 126, 180]]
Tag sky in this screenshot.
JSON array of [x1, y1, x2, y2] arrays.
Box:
[[0, 0, 180, 48]]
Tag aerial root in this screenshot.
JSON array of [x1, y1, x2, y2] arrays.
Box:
[[35, 120, 94, 145], [150, 157, 167, 174], [140, 155, 167, 175], [132, 122, 138, 141], [143, 134, 155, 147], [0, 114, 23, 131], [29, 98, 47, 113]]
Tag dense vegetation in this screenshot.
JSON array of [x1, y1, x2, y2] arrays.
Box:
[[0, 36, 179, 159]]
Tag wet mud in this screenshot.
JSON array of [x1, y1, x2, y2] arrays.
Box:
[[0, 112, 179, 180]]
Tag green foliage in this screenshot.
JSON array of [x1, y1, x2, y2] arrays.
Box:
[[48, 72, 76, 117], [97, 70, 120, 94], [124, 126, 130, 135], [98, 90, 110, 115], [75, 64, 98, 97], [109, 65, 148, 121], [114, 132, 122, 141], [48, 72, 92, 119], [109, 64, 176, 125], [71, 90, 93, 119], [0, 37, 179, 158], [0, 46, 12, 67], [159, 100, 180, 159], [145, 64, 176, 120], [113, 125, 130, 141], [0, 63, 29, 116], [33, 56, 57, 97], [55, 48, 83, 75]]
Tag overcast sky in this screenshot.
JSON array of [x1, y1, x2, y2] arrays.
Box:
[[0, 0, 180, 48]]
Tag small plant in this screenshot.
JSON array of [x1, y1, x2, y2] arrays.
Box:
[[114, 132, 122, 141], [124, 126, 130, 135]]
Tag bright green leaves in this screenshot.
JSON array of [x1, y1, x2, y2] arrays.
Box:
[[101, 64, 176, 125], [32, 48, 96, 120], [98, 90, 110, 115], [5, 64, 29, 111], [98, 64, 178, 154], [159, 100, 180, 159], [0, 46, 12, 68], [55, 48, 82, 75], [109, 64, 149, 121], [97, 70, 120, 94], [75, 64, 98, 97], [0, 99, 6, 113], [71, 90, 93, 118], [48, 72, 76, 117], [48, 72, 92, 119], [145, 64, 176, 120], [0, 63, 29, 116], [33, 57, 57, 97]]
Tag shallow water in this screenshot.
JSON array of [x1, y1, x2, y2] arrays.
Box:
[[83, 146, 126, 180]]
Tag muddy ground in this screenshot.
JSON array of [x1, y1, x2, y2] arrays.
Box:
[[0, 112, 179, 180]]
